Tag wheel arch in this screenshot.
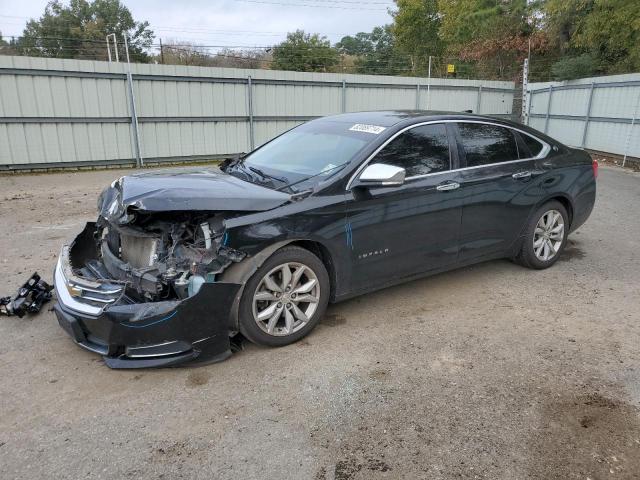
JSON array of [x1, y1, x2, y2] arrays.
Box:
[[218, 238, 337, 331], [288, 240, 337, 302], [509, 193, 575, 258], [545, 194, 574, 227]]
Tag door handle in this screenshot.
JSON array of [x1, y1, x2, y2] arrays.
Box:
[[512, 171, 532, 180], [436, 181, 460, 191]]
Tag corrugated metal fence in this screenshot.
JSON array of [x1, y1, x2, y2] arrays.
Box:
[[525, 73, 640, 162], [0, 55, 516, 170]]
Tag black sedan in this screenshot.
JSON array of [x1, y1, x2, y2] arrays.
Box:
[[53, 111, 597, 368]]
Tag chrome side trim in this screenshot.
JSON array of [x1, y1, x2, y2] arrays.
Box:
[[125, 341, 187, 358], [80, 295, 117, 304], [346, 119, 551, 190]]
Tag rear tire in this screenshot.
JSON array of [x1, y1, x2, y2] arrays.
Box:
[[238, 246, 330, 347], [515, 200, 568, 269]]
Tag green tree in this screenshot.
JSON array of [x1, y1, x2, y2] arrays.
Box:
[[354, 26, 411, 75], [438, 0, 544, 79], [336, 26, 409, 75], [550, 53, 600, 80], [16, 0, 154, 62], [392, 0, 443, 74], [0, 32, 19, 56], [271, 30, 339, 72], [544, 0, 639, 78], [336, 32, 374, 56]]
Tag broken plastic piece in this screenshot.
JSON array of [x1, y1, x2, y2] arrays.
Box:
[[0, 272, 53, 318]]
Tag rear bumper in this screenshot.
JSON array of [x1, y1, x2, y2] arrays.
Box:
[[53, 223, 241, 369]]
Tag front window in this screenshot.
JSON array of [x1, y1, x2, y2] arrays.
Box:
[[227, 120, 376, 191], [372, 123, 451, 177]]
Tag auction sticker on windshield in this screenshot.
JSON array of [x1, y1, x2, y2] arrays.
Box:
[[349, 124, 386, 134]]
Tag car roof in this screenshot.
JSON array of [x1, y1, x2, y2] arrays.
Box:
[[315, 110, 519, 129]]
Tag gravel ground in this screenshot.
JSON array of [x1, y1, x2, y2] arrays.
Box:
[[0, 164, 639, 480]]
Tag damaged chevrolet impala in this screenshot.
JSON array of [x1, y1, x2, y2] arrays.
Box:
[[53, 111, 597, 368]]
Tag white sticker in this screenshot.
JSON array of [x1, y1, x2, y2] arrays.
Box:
[[349, 124, 386, 134]]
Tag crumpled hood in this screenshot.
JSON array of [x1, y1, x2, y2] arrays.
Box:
[[98, 166, 291, 222]]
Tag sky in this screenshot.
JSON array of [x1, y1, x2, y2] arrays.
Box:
[[0, 0, 395, 49]]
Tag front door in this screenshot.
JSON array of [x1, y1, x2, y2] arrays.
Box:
[[345, 123, 465, 293]]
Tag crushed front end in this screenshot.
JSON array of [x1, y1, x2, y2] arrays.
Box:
[[54, 215, 243, 369], [52, 168, 293, 368]]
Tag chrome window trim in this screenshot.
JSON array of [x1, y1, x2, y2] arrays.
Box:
[[346, 119, 551, 190]]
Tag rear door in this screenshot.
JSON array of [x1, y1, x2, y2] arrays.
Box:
[[345, 123, 464, 293], [453, 122, 546, 262]]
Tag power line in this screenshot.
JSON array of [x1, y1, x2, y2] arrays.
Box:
[[232, 0, 390, 10]]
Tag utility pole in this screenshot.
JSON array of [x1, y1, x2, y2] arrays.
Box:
[[159, 38, 164, 64]]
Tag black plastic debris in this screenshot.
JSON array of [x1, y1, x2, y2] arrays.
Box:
[[0, 272, 53, 318]]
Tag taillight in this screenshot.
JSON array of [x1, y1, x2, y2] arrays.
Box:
[[592, 159, 599, 179]]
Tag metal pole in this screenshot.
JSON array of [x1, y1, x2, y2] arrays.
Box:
[[427, 56, 432, 110], [526, 89, 533, 126], [476, 85, 482, 114], [106, 33, 118, 62], [416, 84, 420, 110], [106, 35, 112, 62], [342, 80, 346, 113], [123, 34, 142, 167], [622, 90, 640, 167], [581, 82, 595, 148], [124, 34, 131, 64], [521, 58, 529, 121], [544, 85, 553, 134], [247, 76, 255, 150]]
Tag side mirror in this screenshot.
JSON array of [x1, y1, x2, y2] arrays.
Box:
[[355, 163, 406, 188]]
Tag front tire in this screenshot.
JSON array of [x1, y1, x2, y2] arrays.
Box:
[[515, 200, 569, 269], [238, 246, 330, 347]]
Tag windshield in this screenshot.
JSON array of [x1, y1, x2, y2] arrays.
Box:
[[232, 120, 377, 191]]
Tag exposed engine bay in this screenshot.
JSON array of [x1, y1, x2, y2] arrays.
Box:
[[93, 212, 246, 302], [53, 166, 294, 368]]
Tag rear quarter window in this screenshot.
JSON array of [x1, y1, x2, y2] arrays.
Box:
[[457, 123, 519, 167], [521, 133, 544, 157]]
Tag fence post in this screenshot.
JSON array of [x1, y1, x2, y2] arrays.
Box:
[[476, 85, 482, 114], [416, 83, 420, 109], [581, 82, 595, 148], [544, 85, 554, 134], [622, 90, 640, 167], [247, 76, 255, 151], [342, 80, 346, 113]]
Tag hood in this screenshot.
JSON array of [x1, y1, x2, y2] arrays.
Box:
[[98, 166, 291, 222]]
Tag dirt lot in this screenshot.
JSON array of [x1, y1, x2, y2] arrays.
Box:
[[0, 165, 639, 480]]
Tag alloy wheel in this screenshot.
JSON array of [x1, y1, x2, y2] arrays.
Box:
[[252, 262, 320, 336], [533, 209, 565, 261]]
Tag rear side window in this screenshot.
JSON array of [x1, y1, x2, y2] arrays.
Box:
[[373, 123, 451, 177], [457, 123, 519, 167], [521, 133, 544, 157]]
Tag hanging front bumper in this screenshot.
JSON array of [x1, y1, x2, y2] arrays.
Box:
[[53, 224, 242, 369]]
